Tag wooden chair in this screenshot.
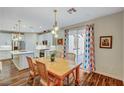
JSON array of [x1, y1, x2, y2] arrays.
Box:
[[66, 53, 76, 63], [55, 51, 63, 58], [36, 61, 58, 86], [26, 56, 39, 85], [66, 53, 76, 85]]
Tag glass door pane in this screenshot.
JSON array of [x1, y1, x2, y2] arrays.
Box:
[[68, 29, 85, 68], [77, 29, 86, 68], [68, 30, 78, 62]]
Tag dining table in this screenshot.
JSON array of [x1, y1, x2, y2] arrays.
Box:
[[33, 57, 82, 86]]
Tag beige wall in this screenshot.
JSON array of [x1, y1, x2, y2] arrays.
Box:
[[62, 12, 124, 80], [123, 12, 124, 81], [93, 12, 123, 80]]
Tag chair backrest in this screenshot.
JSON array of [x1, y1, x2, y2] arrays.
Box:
[[36, 61, 48, 83], [55, 51, 62, 58], [45, 51, 50, 58], [46, 51, 57, 58], [26, 56, 35, 73], [66, 53, 76, 63]]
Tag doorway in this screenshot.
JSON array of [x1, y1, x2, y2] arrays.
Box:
[[68, 28, 86, 68]]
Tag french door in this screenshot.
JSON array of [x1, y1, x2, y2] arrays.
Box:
[[68, 28, 86, 68]]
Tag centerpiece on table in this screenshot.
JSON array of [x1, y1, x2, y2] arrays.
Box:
[[50, 51, 56, 62]]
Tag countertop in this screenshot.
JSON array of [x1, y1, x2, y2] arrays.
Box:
[[10, 50, 34, 55], [0, 45, 12, 51]]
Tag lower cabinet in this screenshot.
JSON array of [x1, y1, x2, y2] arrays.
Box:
[[0, 51, 12, 60]]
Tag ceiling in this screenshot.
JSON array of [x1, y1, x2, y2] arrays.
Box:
[[0, 7, 124, 33]]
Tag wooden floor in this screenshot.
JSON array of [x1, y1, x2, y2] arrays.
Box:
[[0, 60, 123, 86]]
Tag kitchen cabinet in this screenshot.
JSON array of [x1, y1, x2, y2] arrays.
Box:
[[0, 50, 12, 60], [0, 45, 12, 60]]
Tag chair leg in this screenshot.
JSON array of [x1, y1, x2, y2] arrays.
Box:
[[32, 76, 40, 86], [67, 75, 69, 85], [27, 75, 34, 85], [32, 79, 36, 86], [39, 82, 42, 86], [67, 71, 75, 85]]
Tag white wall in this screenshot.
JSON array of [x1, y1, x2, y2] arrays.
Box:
[[92, 12, 123, 80], [0, 32, 11, 45], [56, 30, 65, 54], [38, 33, 53, 46], [0, 32, 12, 60], [123, 12, 124, 81], [24, 33, 37, 51]]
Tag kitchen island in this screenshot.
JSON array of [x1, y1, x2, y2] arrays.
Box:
[[0, 45, 12, 60], [10, 50, 34, 70]]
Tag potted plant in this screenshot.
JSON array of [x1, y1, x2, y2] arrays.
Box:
[[50, 53, 56, 62]]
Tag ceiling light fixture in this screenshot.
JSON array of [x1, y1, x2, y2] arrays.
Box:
[[39, 26, 42, 29], [67, 8, 77, 14], [17, 20, 22, 40], [12, 20, 22, 41], [51, 10, 59, 38]]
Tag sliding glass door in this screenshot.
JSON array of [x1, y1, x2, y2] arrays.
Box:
[[68, 28, 86, 68]]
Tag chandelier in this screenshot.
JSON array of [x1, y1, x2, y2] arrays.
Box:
[[17, 20, 22, 40], [12, 20, 22, 41], [51, 10, 59, 38]]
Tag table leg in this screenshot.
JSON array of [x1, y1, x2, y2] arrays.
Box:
[[67, 74, 69, 85], [57, 79, 63, 86], [75, 66, 80, 86]]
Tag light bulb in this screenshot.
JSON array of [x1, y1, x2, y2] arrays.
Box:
[[19, 36, 22, 40], [54, 26, 59, 31], [51, 30, 55, 34], [55, 34, 58, 38], [39, 26, 42, 28]]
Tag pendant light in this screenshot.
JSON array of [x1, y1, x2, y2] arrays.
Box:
[[18, 20, 22, 40], [51, 10, 59, 38]]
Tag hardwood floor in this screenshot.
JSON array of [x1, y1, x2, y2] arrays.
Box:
[[0, 60, 123, 86]]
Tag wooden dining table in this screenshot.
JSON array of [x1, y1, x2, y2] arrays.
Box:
[[33, 57, 82, 86]]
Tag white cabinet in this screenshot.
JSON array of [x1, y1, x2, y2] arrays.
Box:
[[0, 50, 12, 60], [0, 45, 12, 60], [11, 51, 34, 70], [0, 32, 12, 60]]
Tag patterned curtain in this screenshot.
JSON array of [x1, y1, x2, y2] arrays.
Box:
[[64, 29, 69, 58], [84, 24, 95, 72]]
